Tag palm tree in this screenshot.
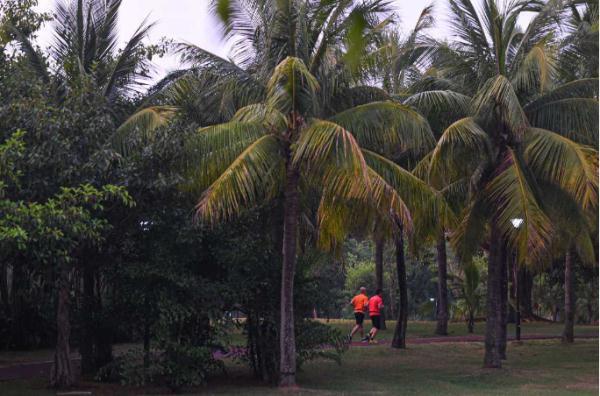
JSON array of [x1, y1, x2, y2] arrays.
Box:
[[121, 0, 439, 386], [13, 0, 153, 105], [558, 0, 599, 81], [191, 55, 438, 386], [416, 0, 598, 367]]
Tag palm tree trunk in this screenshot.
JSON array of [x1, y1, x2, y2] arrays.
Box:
[[562, 251, 575, 343], [374, 235, 386, 329], [484, 224, 502, 368], [498, 245, 508, 360], [435, 231, 448, 336], [391, 222, 407, 349], [279, 166, 300, 388], [467, 311, 475, 333], [518, 268, 534, 319], [51, 266, 73, 387]]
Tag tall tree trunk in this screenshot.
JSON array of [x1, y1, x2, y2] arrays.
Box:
[[0, 262, 9, 320], [279, 166, 300, 388], [51, 266, 73, 388], [374, 235, 386, 329], [391, 222, 407, 349], [498, 244, 508, 360], [467, 311, 475, 333], [562, 251, 575, 343], [80, 263, 95, 375], [435, 231, 448, 336], [518, 268, 534, 318], [484, 224, 503, 368]]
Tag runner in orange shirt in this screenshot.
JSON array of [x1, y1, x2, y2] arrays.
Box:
[[347, 287, 369, 342]]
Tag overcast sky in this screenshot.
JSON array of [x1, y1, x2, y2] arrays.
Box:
[[33, 0, 534, 82], [34, 0, 457, 80]]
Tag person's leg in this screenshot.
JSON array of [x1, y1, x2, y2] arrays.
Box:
[[369, 316, 380, 342], [349, 313, 363, 340]]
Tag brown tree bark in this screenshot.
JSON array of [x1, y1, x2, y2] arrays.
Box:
[[518, 268, 534, 318], [51, 266, 74, 388], [435, 232, 448, 336], [498, 243, 508, 360], [279, 166, 300, 388], [391, 222, 407, 349], [484, 224, 503, 368], [80, 263, 95, 375], [374, 235, 386, 329], [562, 251, 575, 343]]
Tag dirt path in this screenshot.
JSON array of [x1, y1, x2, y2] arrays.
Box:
[[0, 334, 597, 381]]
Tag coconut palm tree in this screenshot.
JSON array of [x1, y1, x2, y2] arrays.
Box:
[[414, 0, 599, 367], [120, 0, 441, 386], [12, 0, 153, 105], [190, 54, 439, 386]]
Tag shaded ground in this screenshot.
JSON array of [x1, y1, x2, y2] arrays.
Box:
[[2, 339, 598, 395]]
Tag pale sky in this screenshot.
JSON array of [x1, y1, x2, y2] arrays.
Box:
[[33, 0, 534, 82], [34, 0, 453, 81]]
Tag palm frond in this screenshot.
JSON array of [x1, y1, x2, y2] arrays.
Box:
[[451, 195, 490, 262], [232, 103, 287, 130], [102, 16, 155, 99], [483, 149, 553, 264], [472, 75, 529, 139], [113, 106, 179, 154], [363, 148, 456, 238], [525, 128, 598, 210], [511, 41, 557, 94], [8, 24, 50, 83], [428, 117, 491, 186], [195, 134, 284, 224], [329, 101, 435, 156], [185, 121, 268, 192], [523, 79, 598, 145], [293, 120, 368, 180], [403, 90, 472, 135], [267, 56, 320, 115]]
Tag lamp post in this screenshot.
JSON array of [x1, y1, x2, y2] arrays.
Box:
[[511, 218, 523, 341]]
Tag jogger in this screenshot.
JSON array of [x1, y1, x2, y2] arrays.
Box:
[[348, 287, 369, 342], [366, 289, 384, 344]]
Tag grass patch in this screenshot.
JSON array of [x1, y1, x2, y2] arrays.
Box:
[[3, 339, 597, 395]]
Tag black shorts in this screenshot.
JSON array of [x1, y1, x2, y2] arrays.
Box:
[[354, 312, 365, 325], [371, 315, 381, 329]]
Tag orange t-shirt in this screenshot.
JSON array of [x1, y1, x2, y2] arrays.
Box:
[[351, 294, 369, 313], [369, 295, 383, 316]]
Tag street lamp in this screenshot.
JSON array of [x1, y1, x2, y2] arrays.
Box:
[[430, 298, 436, 321], [511, 218, 523, 341]]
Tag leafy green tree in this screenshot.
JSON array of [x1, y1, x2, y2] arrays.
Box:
[[0, 131, 133, 387]]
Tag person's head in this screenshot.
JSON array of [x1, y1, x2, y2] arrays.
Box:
[[359, 286, 366, 294], [375, 288, 383, 296]]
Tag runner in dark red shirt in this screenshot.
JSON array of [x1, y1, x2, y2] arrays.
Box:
[[366, 289, 384, 344]]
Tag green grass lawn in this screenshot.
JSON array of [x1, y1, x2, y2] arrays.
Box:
[[322, 319, 599, 340], [3, 339, 597, 395], [0, 320, 596, 367]]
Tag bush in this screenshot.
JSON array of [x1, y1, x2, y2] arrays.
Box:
[[97, 344, 224, 392], [296, 320, 347, 368]]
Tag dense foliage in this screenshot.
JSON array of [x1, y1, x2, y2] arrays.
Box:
[[0, 0, 597, 391]]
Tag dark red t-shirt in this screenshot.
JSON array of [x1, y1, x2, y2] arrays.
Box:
[[369, 295, 383, 316]]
